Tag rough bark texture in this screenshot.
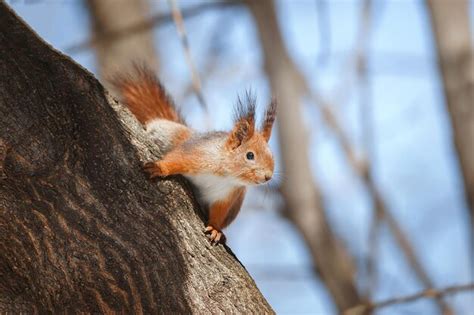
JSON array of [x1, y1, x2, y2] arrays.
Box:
[[0, 3, 272, 314], [427, 0, 474, 241], [245, 0, 363, 312], [86, 0, 159, 81]]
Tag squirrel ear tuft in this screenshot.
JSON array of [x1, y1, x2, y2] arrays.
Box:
[[226, 120, 253, 149], [226, 93, 256, 149], [261, 99, 277, 142]]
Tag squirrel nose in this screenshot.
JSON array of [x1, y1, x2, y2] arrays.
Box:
[[264, 172, 273, 182]]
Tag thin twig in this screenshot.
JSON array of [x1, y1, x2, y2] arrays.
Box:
[[168, 0, 208, 113], [65, 1, 241, 54], [330, 1, 386, 108], [357, 0, 373, 162], [344, 283, 474, 315], [314, 0, 331, 67], [181, 11, 233, 100], [355, 0, 379, 301], [366, 210, 382, 298]]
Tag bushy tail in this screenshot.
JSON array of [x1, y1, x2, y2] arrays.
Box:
[[112, 66, 184, 125]]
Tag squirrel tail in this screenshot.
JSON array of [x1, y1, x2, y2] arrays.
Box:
[[112, 66, 184, 125]]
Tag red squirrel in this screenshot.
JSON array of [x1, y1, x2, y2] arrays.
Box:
[[114, 67, 276, 244]]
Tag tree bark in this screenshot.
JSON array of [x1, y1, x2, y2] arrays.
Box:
[[427, 0, 474, 238], [0, 3, 272, 313], [245, 0, 363, 312]]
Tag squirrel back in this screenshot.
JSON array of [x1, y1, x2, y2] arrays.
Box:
[[112, 66, 184, 125]]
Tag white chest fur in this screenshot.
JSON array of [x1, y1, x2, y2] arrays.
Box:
[[185, 173, 242, 205]]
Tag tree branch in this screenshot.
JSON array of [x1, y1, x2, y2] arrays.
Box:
[[426, 0, 474, 275], [345, 283, 474, 315], [168, 0, 208, 112], [65, 1, 242, 54]]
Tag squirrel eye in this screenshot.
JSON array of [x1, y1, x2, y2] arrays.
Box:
[[246, 152, 255, 160]]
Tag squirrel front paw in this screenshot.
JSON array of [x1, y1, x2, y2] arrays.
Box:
[[143, 161, 167, 178], [204, 225, 225, 245]]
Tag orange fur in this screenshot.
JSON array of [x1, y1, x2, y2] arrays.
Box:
[[226, 94, 256, 149], [112, 66, 183, 124], [226, 119, 253, 150], [224, 132, 274, 184], [170, 128, 192, 147], [205, 187, 246, 243], [222, 187, 246, 228], [160, 150, 203, 176], [261, 100, 276, 142]]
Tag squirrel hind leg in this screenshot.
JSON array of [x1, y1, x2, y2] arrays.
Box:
[[204, 225, 226, 245]]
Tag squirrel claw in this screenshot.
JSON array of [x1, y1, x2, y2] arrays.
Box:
[[204, 225, 225, 245], [143, 161, 164, 179]]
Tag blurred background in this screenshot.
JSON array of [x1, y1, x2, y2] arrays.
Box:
[[9, 0, 474, 314]]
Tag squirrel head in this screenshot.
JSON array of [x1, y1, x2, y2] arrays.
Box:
[[224, 94, 276, 185]]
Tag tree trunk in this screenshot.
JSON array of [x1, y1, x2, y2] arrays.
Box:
[[0, 3, 272, 313], [426, 0, 474, 238], [245, 0, 363, 312], [86, 0, 159, 80]]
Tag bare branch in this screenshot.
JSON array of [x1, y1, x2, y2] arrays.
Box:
[[65, 1, 242, 54], [181, 12, 232, 100], [330, 0, 386, 108], [365, 209, 382, 298], [426, 0, 474, 277], [168, 0, 208, 113], [314, 0, 331, 66], [345, 283, 474, 315], [354, 0, 379, 301]]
